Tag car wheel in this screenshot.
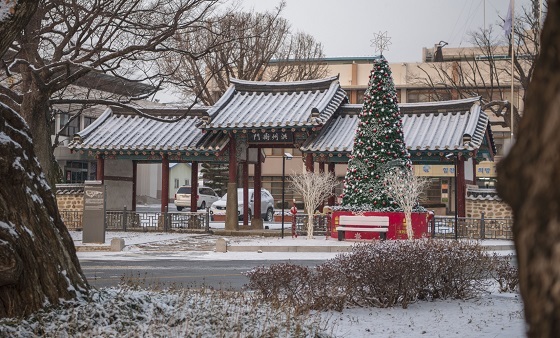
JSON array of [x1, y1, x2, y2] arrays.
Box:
[[176, 206, 183, 211], [200, 201, 206, 210], [265, 208, 274, 222]]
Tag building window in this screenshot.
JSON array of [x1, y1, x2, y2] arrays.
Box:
[[59, 112, 80, 136], [174, 179, 180, 189], [84, 116, 95, 128], [184, 179, 189, 186], [407, 89, 452, 103]]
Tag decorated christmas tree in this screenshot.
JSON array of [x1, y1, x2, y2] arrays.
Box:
[[341, 55, 411, 210]]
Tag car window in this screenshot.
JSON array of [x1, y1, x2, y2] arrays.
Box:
[[200, 188, 210, 195], [177, 187, 191, 194]]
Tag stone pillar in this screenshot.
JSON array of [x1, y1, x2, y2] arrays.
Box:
[[226, 136, 238, 231], [161, 155, 169, 213], [191, 161, 199, 212], [252, 148, 263, 229]]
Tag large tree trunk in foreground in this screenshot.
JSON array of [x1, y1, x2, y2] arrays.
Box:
[[0, 103, 89, 318], [497, 1, 560, 337]]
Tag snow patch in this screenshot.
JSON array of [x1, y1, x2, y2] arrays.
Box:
[[0, 221, 18, 238]]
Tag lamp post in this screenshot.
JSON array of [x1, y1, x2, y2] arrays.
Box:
[[281, 152, 293, 238], [446, 153, 458, 240]]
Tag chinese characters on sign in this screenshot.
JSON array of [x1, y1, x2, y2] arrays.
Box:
[[248, 131, 294, 143]]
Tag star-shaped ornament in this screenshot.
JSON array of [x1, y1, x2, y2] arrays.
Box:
[[371, 31, 392, 56]]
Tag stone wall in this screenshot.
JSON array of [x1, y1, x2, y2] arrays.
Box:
[[466, 188, 512, 219], [56, 184, 85, 229]]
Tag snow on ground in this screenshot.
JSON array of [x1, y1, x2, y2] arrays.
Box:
[[66, 230, 525, 337]]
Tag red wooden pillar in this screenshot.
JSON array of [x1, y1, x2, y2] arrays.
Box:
[[191, 161, 199, 212], [242, 157, 249, 226], [254, 148, 262, 227], [161, 155, 169, 213], [305, 153, 314, 172], [132, 161, 137, 211], [318, 161, 325, 210], [96, 154, 104, 183], [328, 162, 336, 206], [226, 136, 238, 230], [457, 155, 466, 218]]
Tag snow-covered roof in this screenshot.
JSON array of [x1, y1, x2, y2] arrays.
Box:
[[301, 97, 495, 162], [202, 76, 348, 131], [68, 108, 229, 156]]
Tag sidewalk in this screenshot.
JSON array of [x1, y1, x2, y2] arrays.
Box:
[[71, 226, 515, 255]]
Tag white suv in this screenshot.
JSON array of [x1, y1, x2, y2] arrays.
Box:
[[174, 186, 219, 211], [210, 188, 275, 221]]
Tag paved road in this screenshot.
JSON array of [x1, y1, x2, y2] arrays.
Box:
[[80, 259, 325, 289]]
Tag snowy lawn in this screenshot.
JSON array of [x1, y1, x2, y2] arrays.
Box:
[[0, 284, 524, 337]]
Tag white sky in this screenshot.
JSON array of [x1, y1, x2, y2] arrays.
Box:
[[237, 0, 529, 62]]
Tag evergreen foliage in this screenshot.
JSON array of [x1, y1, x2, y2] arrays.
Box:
[[200, 162, 228, 196], [341, 56, 411, 210]]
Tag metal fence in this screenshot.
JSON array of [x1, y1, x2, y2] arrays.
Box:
[[431, 213, 513, 240], [105, 209, 209, 232], [293, 214, 331, 236]]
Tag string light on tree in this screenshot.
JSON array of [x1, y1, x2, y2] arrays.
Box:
[[341, 54, 411, 211]]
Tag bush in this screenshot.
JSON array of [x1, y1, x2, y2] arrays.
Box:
[[246, 239, 501, 311], [490, 253, 519, 293]]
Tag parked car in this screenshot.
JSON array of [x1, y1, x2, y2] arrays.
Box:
[[174, 186, 219, 211], [210, 188, 275, 221]]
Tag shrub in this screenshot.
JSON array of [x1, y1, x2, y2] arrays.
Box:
[[246, 239, 497, 311], [490, 253, 519, 293]]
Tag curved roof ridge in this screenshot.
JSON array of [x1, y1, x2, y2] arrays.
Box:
[[229, 75, 340, 92]]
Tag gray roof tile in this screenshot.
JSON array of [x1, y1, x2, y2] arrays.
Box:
[[301, 97, 491, 156], [203, 76, 347, 130]]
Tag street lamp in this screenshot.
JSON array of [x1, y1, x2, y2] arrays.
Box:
[[281, 152, 293, 238], [445, 153, 458, 240]]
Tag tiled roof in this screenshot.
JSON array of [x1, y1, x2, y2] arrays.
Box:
[[301, 97, 491, 156], [68, 108, 229, 154], [202, 76, 347, 130]]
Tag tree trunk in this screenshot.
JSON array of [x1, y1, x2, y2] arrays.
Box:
[[496, 2, 560, 337], [20, 90, 62, 187], [0, 0, 38, 56], [0, 104, 89, 318]]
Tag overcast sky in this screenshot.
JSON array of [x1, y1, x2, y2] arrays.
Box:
[[238, 0, 531, 62]]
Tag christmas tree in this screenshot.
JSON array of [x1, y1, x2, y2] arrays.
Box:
[[341, 56, 411, 210]]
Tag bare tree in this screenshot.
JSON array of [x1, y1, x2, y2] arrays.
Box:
[[0, 0, 89, 318], [497, 0, 560, 336], [409, 0, 544, 134], [160, 2, 328, 105], [289, 172, 338, 239], [2, 0, 221, 185], [383, 167, 429, 239]]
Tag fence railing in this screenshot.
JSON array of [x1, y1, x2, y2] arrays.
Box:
[[293, 214, 331, 236], [105, 209, 209, 232], [431, 213, 513, 240]]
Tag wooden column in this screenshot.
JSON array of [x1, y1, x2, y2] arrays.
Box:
[[242, 158, 249, 226], [96, 154, 104, 183], [305, 153, 314, 172], [318, 161, 325, 210], [161, 155, 169, 213], [132, 161, 137, 211], [457, 155, 466, 218], [253, 148, 263, 228], [226, 136, 238, 231], [328, 162, 336, 206], [191, 161, 199, 212]]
